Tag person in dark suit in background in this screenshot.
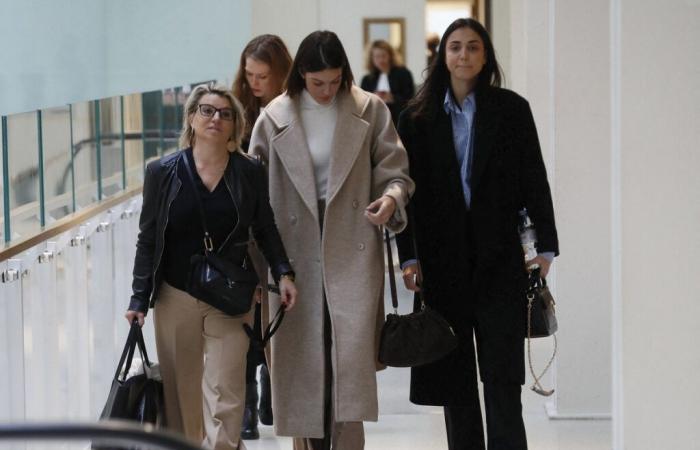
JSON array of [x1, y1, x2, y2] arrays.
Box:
[[360, 40, 414, 125], [396, 18, 559, 450]]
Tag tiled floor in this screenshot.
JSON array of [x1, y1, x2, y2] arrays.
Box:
[[245, 267, 612, 450]]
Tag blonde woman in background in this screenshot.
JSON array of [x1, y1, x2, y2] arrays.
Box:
[[360, 39, 415, 125]]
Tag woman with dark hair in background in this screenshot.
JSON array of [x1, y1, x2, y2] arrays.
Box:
[[231, 33, 293, 441], [250, 30, 413, 450], [396, 18, 558, 450], [125, 83, 297, 450], [360, 39, 414, 125]]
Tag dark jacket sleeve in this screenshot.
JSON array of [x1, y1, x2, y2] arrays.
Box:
[[390, 67, 415, 111], [129, 162, 158, 313], [250, 160, 293, 282], [360, 74, 375, 92], [516, 99, 559, 256], [395, 110, 418, 265]]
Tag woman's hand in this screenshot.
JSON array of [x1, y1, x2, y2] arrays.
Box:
[[125, 310, 145, 327], [402, 263, 421, 292], [279, 278, 298, 311], [365, 195, 396, 226], [526, 255, 552, 278]]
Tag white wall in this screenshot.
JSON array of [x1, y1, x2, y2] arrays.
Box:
[[0, 0, 252, 116], [497, 0, 700, 447], [618, 0, 700, 448], [251, 0, 426, 86]]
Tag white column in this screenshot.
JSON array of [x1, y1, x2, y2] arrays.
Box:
[[616, 0, 700, 447]]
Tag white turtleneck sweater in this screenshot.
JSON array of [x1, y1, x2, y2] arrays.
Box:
[[300, 89, 338, 201]]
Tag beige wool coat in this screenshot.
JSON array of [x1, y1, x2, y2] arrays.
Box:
[[249, 86, 414, 438]]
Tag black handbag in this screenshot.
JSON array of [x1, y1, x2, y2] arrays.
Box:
[[182, 153, 258, 316], [525, 267, 558, 396], [99, 321, 165, 425], [378, 229, 459, 367]]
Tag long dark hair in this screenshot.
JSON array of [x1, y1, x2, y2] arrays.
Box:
[[232, 34, 292, 138], [409, 18, 503, 120], [286, 30, 354, 98]]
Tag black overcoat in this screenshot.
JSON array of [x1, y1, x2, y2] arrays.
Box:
[[396, 86, 558, 406], [360, 66, 415, 125]]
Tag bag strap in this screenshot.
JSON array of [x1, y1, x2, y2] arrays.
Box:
[[243, 305, 285, 348], [181, 151, 214, 252], [526, 267, 557, 396], [384, 229, 400, 313]]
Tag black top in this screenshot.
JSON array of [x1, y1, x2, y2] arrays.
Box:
[[360, 66, 415, 126], [161, 149, 238, 291]]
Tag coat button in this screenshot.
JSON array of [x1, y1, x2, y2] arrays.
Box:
[[290, 215, 297, 225], [352, 200, 359, 209], [357, 243, 365, 251]]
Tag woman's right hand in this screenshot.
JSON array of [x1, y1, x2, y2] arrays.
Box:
[[125, 310, 145, 327], [402, 263, 421, 292]]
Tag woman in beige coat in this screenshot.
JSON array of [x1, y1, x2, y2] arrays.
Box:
[[249, 31, 414, 450]]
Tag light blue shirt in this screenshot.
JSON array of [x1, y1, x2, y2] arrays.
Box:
[[443, 89, 476, 209]]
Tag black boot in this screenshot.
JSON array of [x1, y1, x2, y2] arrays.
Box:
[[259, 364, 274, 426], [240, 382, 259, 440]]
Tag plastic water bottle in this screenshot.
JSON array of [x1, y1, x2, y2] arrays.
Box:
[[518, 208, 538, 264]]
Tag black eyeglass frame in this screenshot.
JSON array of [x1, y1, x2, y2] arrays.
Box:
[[197, 104, 235, 121]]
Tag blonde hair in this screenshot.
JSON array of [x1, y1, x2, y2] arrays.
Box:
[[179, 82, 246, 151], [365, 40, 401, 73]]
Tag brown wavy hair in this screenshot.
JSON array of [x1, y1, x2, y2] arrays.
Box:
[[232, 34, 292, 138], [365, 39, 402, 74]]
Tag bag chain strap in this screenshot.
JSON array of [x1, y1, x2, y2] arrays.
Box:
[[526, 279, 557, 397]]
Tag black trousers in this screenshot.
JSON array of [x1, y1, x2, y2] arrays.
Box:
[[443, 211, 527, 450], [245, 302, 266, 382], [444, 383, 526, 450]]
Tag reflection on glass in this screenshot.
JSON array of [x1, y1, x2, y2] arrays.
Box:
[[99, 97, 124, 197], [123, 93, 145, 187], [71, 101, 98, 208], [41, 106, 73, 221], [7, 112, 41, 238]]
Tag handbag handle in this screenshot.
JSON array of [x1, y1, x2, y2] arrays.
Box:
[[243, 305, 285, 351], [114, 321, 151, 382], [384, 228, 400, 314]]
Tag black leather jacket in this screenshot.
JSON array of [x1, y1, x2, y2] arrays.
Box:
[[129, 149, 293, 313]]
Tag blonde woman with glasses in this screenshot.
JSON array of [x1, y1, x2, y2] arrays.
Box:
[[125, 83, 297, 450]]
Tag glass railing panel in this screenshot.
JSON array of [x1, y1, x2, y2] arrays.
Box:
[[142, 90, 163, 163], [70, 101, 99, 208], [86, 213, 118, 417], [123, 93, 145, 187], [62, 225, 92, 420], [21, 243, 64, 420], [98, 97, 125, 198], [1, 118, 7, 242], [162, 87, 181, 156], [41, 106, 74, 222], [7, 112, 41, 239], [0, 259, 25, 421]]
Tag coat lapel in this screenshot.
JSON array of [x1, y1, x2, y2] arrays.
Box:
[[325, 89, 370, 205], [470, 89, 501, 193], [270, 111, 319, 221]]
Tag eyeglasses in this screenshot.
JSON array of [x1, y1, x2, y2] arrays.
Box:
[[197, 104, 234, 121]]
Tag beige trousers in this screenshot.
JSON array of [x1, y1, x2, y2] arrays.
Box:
[[154, 282, 250, 450]]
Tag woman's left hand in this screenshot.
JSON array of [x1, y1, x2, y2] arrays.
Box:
[[365, 195, 396, 226], [279, 278, 297, 311]]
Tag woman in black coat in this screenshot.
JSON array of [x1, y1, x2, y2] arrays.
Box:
[[360, 39, 414, 125], [396, 18, 558, 450]]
